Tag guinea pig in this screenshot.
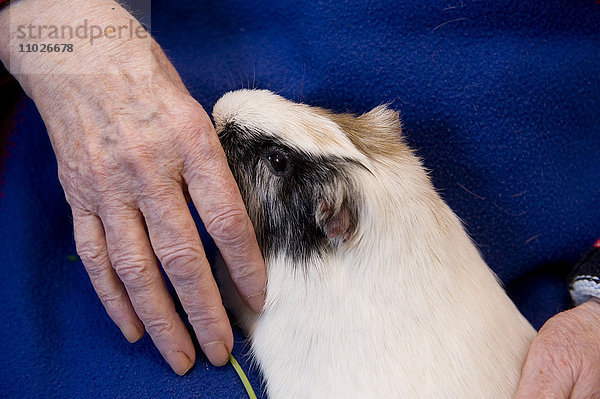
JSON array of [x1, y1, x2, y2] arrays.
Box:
[[211, 89, 536, 399]]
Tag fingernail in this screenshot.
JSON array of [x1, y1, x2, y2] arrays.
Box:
[[202, 341, 230, 367], [246, 289, 266, 313], [166, 350, 194, 376], [120, 322, 144, 343]]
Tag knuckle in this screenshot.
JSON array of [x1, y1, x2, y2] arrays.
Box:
[[160, 245, 207, 285], [230, 259, 260, 281], [144, 315, 177, 339], [98, 291, 125, 314], [183, 137, 222, 175], [112, 256, 153, 289], [205, 208, 250, 245], [196, 139, 221, 164], [188, 305, 224, 332], [178, 110, 222, 165], [177, 103, 212, 134], [77, 239, 108, 267]]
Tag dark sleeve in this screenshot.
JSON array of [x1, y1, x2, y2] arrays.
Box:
[[568, 239, 600, 305]]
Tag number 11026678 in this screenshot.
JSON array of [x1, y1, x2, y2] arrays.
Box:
[[18, 43, 73, 52]]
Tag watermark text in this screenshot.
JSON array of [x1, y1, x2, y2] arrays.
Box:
[[15, 19, 148, 45]]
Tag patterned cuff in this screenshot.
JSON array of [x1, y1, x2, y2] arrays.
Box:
[[569, 239, 600, 305]]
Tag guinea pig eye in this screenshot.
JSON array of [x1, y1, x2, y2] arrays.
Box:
[[262, 149, 290, 175]]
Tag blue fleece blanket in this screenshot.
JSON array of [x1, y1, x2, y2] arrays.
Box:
[[1, 1, 599, 397]]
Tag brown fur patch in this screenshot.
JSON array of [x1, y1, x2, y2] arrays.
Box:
[[314, 105, 409, 160]]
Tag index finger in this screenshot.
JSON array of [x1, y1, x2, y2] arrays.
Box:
[[181, 116, 266, 313]]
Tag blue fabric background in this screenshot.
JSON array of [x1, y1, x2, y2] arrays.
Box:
[[1, 0, 599, 397]]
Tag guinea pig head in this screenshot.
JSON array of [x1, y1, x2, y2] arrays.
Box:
[[212, 90, 404, 262]]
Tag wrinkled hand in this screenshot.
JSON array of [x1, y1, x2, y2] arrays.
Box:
[[0, 0, 266, 374], [514, 298, 600, 399]]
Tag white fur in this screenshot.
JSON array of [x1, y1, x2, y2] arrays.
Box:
[[213, 90, 536, 399], [213, 90, 368, 163]]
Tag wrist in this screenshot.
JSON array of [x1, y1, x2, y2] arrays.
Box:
[[0, 0, 152, 98]]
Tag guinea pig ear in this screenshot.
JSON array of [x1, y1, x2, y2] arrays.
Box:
[[324, 105, 406, 159], [315, 185, 357, 243]]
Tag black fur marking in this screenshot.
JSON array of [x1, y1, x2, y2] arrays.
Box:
[[218, 123, 360, 263]]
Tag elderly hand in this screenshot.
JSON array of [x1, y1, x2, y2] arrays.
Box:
[[0, 0, 266, 374], [514, 298, 600, 399]]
